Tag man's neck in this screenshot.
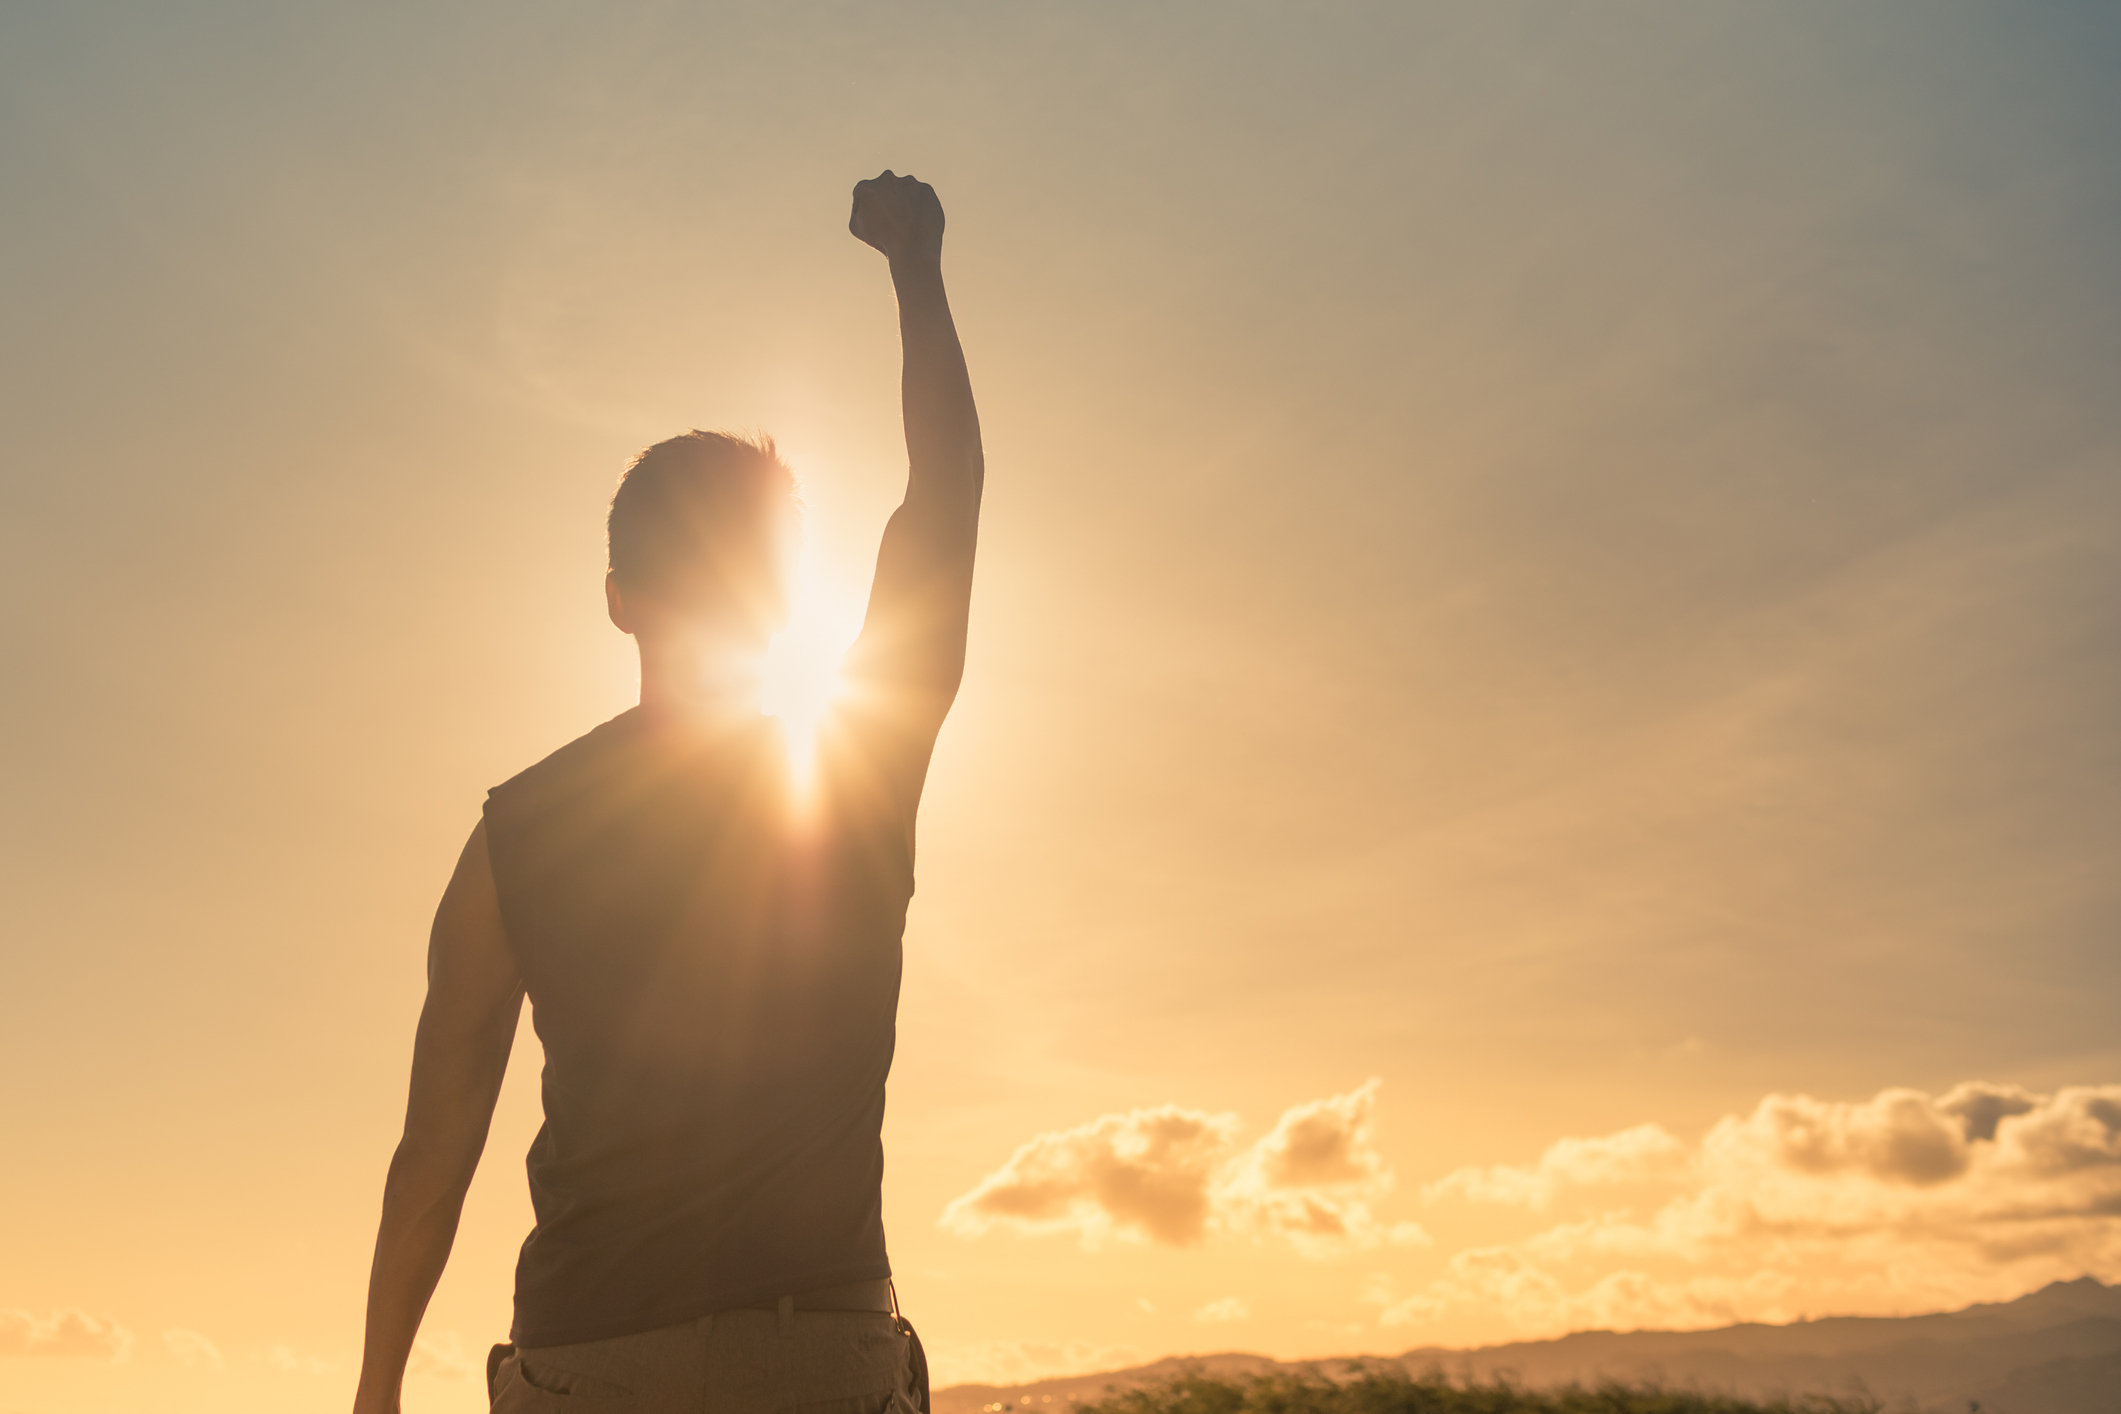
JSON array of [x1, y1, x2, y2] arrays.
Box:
[[635, 648, 764, 727]]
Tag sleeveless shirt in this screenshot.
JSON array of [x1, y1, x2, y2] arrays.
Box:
[[483, 704, 918, 1347]]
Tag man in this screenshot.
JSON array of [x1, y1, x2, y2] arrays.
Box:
[[351, 170, 981, 1414]]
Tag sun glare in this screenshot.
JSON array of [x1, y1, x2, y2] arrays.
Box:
[[759, 549, 862, 787]]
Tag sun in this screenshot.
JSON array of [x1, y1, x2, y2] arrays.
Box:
[[759, 539, 863, 786]]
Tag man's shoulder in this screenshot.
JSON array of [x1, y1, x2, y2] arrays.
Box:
[[487, 710, 643, 813]]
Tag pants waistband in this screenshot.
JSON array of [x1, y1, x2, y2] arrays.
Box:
[[737, 1278, 894, 1314]]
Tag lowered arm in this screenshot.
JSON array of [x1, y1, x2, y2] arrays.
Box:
[[352, 822, 523, 1414]]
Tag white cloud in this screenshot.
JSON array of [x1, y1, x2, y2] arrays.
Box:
[[942, 1080, 1395, 1257], [163, 1328, 224, 1371], [1193, 1297, 1251, 1323], [1386, 1080, 2121, 1339], [0, 1310, 133, 1362]]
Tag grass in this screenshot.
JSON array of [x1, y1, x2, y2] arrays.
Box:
[[1074, 1366, 1885, 1414]]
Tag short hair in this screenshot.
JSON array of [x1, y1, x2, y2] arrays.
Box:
[[608, 431, 798, 610]]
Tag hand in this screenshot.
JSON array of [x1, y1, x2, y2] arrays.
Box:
[[849, 170, 944, 267]]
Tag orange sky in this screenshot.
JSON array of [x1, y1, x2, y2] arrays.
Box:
[[4, 4, 2120, 1412]]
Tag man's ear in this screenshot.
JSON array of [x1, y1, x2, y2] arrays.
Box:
[[605, 572, 636, 635]]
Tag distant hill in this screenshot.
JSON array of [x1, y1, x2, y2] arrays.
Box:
[[931, 1278, 2121, 1414]]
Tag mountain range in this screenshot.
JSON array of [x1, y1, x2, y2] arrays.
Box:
[[932, 1279, 2121, 1414]]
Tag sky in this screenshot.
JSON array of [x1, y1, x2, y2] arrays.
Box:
[[3, 2, 2120, 1411]]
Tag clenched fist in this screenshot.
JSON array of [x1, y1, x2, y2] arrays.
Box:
[[849, 170, 944, 267]]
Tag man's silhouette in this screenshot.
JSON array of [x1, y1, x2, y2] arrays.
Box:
[[352, 171, 981, 1414]]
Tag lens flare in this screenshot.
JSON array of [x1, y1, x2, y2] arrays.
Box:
[[759, 550, 863, 788]]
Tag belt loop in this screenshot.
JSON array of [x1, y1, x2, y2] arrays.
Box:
[[777, 1294, 794, 1340]]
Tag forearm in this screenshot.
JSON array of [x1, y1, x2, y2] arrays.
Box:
[[354, 824, 520, 1412], [353, 1140, 477, 1412], [848, 171, 983, 717], [891, 256, 983, 506]]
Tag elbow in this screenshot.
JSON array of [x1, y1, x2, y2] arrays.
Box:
[[383, 1131, 480, 1212], [919, 643, 968, 709]]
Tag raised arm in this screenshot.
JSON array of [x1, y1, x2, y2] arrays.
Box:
[[845, 171, 984, 734], [352, 822, 524, 1414]]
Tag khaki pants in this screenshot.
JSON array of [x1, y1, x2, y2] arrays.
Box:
[[490, 1307, 924, 1414]]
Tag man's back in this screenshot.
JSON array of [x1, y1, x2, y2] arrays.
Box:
[[353, 170, 980, 1414], [484, 707, 917, 1345]]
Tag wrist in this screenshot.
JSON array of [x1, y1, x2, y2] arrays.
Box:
[[889, 253, 945, 289], [353, 1368, 402, 1414]]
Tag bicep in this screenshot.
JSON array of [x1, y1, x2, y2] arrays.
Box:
[[850, 494, 979, 717], [403, 821, 523, 1155]]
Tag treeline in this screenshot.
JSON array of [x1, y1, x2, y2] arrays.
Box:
[[1076, 1365, 1885, 1414]]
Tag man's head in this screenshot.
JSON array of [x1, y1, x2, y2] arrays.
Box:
[[606, 431, 799, 655]]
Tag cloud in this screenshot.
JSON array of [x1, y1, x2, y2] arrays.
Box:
[[942, 1081, 1394, 1255], [1388, 1080, 2121, 1340], [1736, 1086, 1982, 1185], [261, 1345, 336, 1375], [941, 1103, 1242, 1246], [1218, 1080, 1397, 1255], [163, 1328, 224, 1371], [1371, 1252, 1795, 1334], [946, 1076, 2121, 1343], [1940, 1082, 2041, 1144], [1193, 1297, 1251, 1323], [1694, 1081, 2121, 1225], [407, 1330, 475, 1380], [0, 1310, 133, 1362], [919, 1338, 1142, 1389], [1242, 1083, 1388, 1189], [1424, 1123, 1687, 1208]]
